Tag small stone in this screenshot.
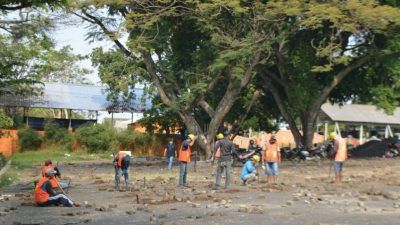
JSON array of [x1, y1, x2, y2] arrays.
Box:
[[357, 202, 365, 207], [126, 210, 136, 215], [286, 201, 293, 206], [95, 206, 107, 211], [220, 200, 227, 205], [0, 212, 7, 216], [109, 204, 118, 208], [158, 213, 167, 218], [150, 215, 157, 222]]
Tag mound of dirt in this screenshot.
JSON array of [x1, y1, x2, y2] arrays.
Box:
[[351, 140, 389, 158]]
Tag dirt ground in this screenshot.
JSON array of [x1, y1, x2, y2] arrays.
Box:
[[1, 157, 400, 225]]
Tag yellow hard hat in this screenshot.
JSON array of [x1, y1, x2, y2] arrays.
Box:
[[216, 133, 224, 140], [188, 134, 195, 141], [252, 155, 260, 162], [329, 132, 336, 140]]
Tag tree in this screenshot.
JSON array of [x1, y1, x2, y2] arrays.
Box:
[[73, 1, 273, 155], [38, 45, 92, 84], [256, 1, 400, 149], [0, 0, 66, 94]]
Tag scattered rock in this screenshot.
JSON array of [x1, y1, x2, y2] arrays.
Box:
[[382, 191, 399, 200], [357, 202, 365, 207], [95, 206, 107, 212], [126, 210, 136, 215], [109, 204, 118, 208], [206, 211, 224, 216], [158, 213, 167, 219]]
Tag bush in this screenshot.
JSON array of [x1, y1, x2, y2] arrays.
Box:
[[0, 111, 13, 129], [75, 123, 116, 153], [44, 122, 72, 151], [18, 128, 43, 151], [116, 130, 156, 155], [0, 153, 7, 169]]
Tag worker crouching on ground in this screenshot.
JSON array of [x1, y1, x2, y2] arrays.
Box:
[[262, 135, 281, 184], [213, 133, 238, 190], [178, 134, 195, 188], [241, 155, 260, 185], [329, 132, 348, 185], [41, 159, 61, 188], [34, 169, 77, 207], [114, 146, 132, 189]]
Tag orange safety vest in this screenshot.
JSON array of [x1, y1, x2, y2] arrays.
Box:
[[264, 142, 280, 162], [334, 137, 348, 162], [116, 152, 127, 167], [178, 145, 191, 163], [41, 165, 59, 188], [34, 177, 50, 203]]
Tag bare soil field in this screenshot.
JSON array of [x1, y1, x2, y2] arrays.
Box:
[[1, 158, 400, 225]]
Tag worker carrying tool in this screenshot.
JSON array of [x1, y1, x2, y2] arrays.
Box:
[[34, 169, 78, 207], [113, 146, 132, 189], [241, 155, 260, 185], [41, 159, 61, 188], [178, 134, 196, 188]]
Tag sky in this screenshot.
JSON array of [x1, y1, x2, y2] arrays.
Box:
[[52, 19, 143, 123], [53, 20, 114, 84]]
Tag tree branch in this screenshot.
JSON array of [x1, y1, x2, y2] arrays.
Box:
[[198, 99, 215, 118], [261, 75, 302, 144], [229, 89, 261, 136], [142, 52, 173, 107], [311, 55, 370, 111], [79, 10, 133, 58], [0, 3, 31, 11]]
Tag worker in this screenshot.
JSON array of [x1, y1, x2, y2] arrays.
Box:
[[41, 159, 61, 188], [262, 135, 281, 184], [34, 169, 77, 207], [114, 146, 131, 189], [164, 138, 177, 170], [329, 132, 348, 185], [178, 134, 195, 188], [208, 133, 224, 162], [241, 155, 260, 185], [213, 133, 238, 190]]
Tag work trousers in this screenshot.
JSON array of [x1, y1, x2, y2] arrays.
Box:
[[168, 156, 174, 170], [215, 159, 232, 188], [115, 166, 129, 187], [179, 162, 188, 186], [37, 194, 73, 207]]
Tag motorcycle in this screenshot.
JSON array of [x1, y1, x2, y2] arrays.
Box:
[[285, 144, 327, 163]]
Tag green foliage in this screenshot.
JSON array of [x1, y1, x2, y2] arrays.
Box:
[[37, 45, 92, 84], [116, 129, 156, 155], [0, 111, 13, 129], [75, 124, 116, 153], [18, 128, 43, 151], [0, 153, 7, 169], [44, 122, 72, 151]]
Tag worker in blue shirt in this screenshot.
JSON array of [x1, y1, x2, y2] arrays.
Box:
[[241, 155, 260, 185]]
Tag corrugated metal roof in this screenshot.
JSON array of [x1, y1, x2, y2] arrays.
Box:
[[0, 83, 152, 112], [321, 103, 400, 125]]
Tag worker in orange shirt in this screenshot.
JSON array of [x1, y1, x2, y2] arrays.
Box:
[[178, 134, 195, 188], [113, 146, 132, 189], [329, 132, 348, 185], [34, 169, 78, 207], [41, 159, 61, 188], [262, 135, 281, 184]]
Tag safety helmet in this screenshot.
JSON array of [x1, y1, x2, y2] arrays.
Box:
[[216, 133, 224, 140], [251, 155, 260, 162], [329, 132, 336, 140], [44, 159, 52, 166], [188, 134, 195, 141]]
